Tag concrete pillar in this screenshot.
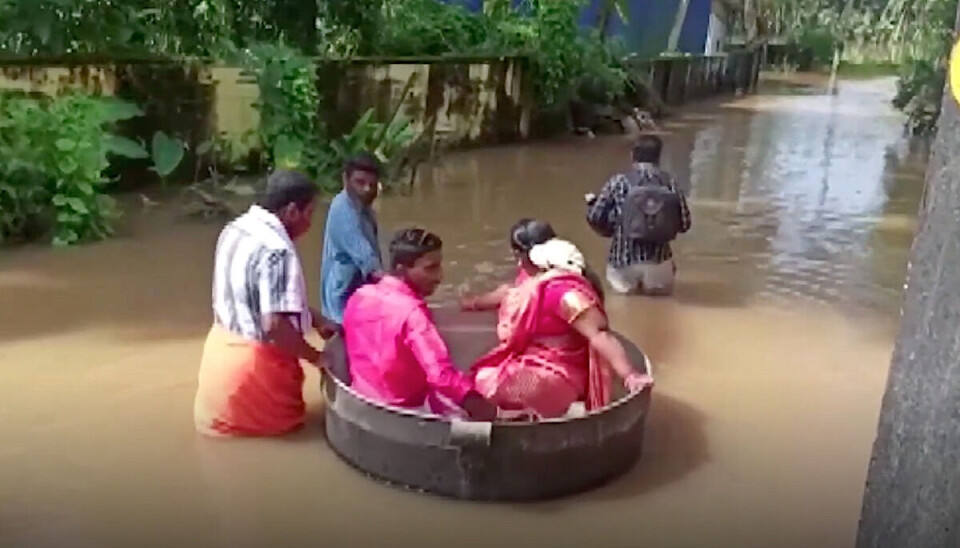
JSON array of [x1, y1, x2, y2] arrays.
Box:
[[855, 8, 960, 548]]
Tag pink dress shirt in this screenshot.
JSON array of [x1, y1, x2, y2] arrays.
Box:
[[343, 276, 473, 410]]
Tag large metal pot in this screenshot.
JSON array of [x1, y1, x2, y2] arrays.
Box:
[[322, 307, 653, 501]]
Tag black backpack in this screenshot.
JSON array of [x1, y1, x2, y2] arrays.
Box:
[[621, 171, 683, 244]]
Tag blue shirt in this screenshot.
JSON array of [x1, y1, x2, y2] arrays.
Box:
[[320, 191, 382, 324]]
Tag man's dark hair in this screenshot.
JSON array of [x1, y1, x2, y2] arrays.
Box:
[[258, 170, 318, 212], [344, 152, 382, 179], [631, 135, 663, 164], [390, 227, 443, 269], [509, 218, 556, 254]]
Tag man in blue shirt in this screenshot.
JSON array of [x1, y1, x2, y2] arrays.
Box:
[[320, 153, 385, 325]]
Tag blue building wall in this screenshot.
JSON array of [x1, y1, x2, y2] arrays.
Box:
[[629, 0, 681, 57], [437, 0, 714, 56], [439, 0, 484, 9], [677, 0, 713, 54]]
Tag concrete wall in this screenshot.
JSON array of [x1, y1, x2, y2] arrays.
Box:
[[677, 0, 714, 54], [638, 48, 761, 108], [0, 48, 760, 183], [0, 57, 532, 182], [316, 57, 531, 148]]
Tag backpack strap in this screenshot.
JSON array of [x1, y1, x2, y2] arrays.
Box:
[[624, 169, 644, 188]]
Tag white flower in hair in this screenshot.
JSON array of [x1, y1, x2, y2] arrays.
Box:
[[528, 238, 585, 274]]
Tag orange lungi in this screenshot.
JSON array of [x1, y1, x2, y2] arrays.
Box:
[[194, 324, 306, 437]]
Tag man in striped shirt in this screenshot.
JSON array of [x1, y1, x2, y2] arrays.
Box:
[[195, 170, 338, 437], [585, 135, 692, 296]]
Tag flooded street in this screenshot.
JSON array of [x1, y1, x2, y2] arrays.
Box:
[[0, 75, 927, 547]]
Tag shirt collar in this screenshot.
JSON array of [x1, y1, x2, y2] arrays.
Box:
[[342, 190, 373, 215], [632, 162, 658, 170], [244, 205, 294, 247], [380, 274, 424, 302]]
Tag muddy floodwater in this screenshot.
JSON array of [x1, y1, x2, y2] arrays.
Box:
[[0, 75, 928, 548]]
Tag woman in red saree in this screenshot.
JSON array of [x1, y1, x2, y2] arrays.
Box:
[[468, 237, 653, 420], [459, 218, 555, 313]]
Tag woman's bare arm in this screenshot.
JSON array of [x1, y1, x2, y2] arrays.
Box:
[[570, 307, 651, 393], [460, 284, 510, 311]]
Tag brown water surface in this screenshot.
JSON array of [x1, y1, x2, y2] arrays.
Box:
[[0, 76, 927, 547]]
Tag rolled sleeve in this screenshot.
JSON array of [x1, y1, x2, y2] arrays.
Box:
[[258, 250, 305, 316], [403, 307, 473, 404], [586, 176, 624, 230]]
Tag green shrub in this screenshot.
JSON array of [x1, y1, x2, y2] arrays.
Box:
[[894, 59, 947, 136], [242, 42, 421, 192], [241, 42, 324, 174], [0, 92, 146, 246], [374, 0, 631, 110]]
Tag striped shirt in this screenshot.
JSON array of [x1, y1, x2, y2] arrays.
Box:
[[212, 205, 311, 342], [586, 163, 692, 268]]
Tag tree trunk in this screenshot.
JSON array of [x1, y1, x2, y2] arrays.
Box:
[[743, 0, 758, 44], [855, 6, 960, 548], [667, 0, 692, 52], [828, 45, 841, 93], [597, 5, 611, 42]]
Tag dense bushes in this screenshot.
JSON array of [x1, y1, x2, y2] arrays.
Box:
[[240, 43, 419, 193], [372, 0, 631, 109], [891, 0, 958, 136], [0, 0, 633, 246], [0, 93, 146, 245]]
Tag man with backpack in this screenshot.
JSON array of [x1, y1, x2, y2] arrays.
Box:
[[585, 135, 691, 296]]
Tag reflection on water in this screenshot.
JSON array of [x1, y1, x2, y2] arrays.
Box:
[[0, 76, 926, 548], [397, 78, 924, 316]]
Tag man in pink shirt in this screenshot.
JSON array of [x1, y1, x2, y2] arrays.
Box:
[[343, 228, 497, 420]]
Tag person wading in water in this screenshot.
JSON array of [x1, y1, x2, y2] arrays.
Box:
[[320, 153, 385, 326], [194, 170, 338, 437], [585, 135, 691, 296]]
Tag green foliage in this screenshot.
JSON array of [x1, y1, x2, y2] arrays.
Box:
[[321, 0, 383, 54], [196, 130, 256, 177], [508, 0, 631, 107], [0, 0, 155, 56], [754, 0, 959, 135], [149, 131, 186, 180], [522, 0, 591, 107], [894, 59, 947, 136], [0, 93, 146, 246], [0, 0, 345, 57], [890, 0, 957, 135], [241, 41, 420, 192], [0, 0, 631, 112], [373, 0, 630, 109], [795, 27, 840, 67], [376, 0, 491, 56], [325, 107, 420, 190], [240, 42, 324, 177]]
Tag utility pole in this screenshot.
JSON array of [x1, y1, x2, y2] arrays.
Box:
[[743, 0, 757, 44], [667, 0, 692, 52], [855, 6, 960, 548]]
